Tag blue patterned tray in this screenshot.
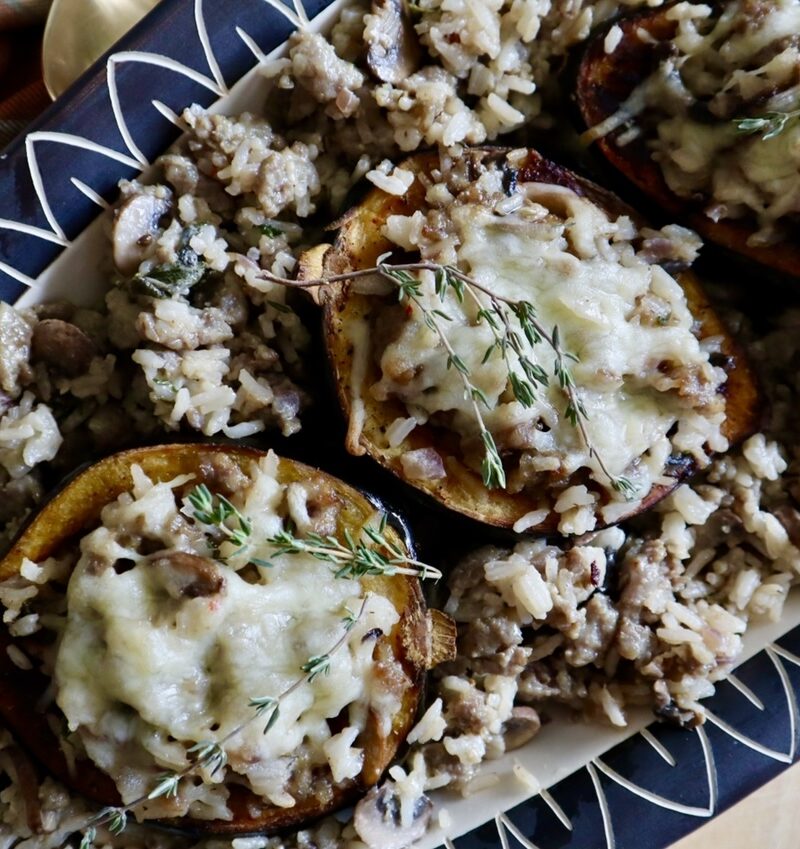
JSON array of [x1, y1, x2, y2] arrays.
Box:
[[1, 2, 799, 847]]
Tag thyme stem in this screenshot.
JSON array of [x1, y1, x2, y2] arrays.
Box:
[[265, 524, 442, 580], [381, 266, 505, 488]]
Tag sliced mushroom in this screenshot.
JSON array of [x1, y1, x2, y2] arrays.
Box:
[[354, 783, 433, 849], [149, 551, 225, 599], [429, 609, 457, 667], [502, 706, 541, 751], [31, 319, 96, 377], [366, 0, 421, 85], [112, 190, 172, 276], [400, 608, 457, 674]]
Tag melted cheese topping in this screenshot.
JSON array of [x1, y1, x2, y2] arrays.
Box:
[[371, 166, 727, 533], [53, 456, 403, 819]]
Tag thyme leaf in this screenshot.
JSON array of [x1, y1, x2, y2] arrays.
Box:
[[342, 605, 358, 631], [187, 740, 228, 775], [187, 484, 252, 552], [132, 257, 207, 298], [611, 476, 636, 499], [733, 108, 800, 141], [79, 828, 96, 849], [78, 806, 128, 848], [148, 774, 181, 800], [301, 654, 331, 682], [85, 807, 128, 837], [249, 696, 280, 733], [480, 430, 505, 490]]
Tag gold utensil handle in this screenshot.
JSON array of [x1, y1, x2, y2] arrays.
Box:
[[42, 0, 159, 99]]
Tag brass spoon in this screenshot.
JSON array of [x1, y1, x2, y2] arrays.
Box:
[[42, 0, 159, 99]]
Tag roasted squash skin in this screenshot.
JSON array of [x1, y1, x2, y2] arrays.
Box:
[[0, 444, 453, 835], [576, 2, 800, 278], [313, 147, 762, 533]]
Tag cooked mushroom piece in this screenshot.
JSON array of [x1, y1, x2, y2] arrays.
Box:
[[112, 189, 172, 276], [31, 318, 96, 377], [354, 783, 433, 849], [502, 705, 542, 751], [365, 0, 421, 84], [149, 551, 225, 598]]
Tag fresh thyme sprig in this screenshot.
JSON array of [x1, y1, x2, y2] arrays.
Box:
[[342, 605, 359, 631], [250, 695, 281, 734], [187, 484, 252, 552], [186, 486, 440, 578], [148, 774, 180, 800], [187, 740, 228, 775], [733, 108, 800, 140], [265, 513, 442, 580], [244, 258, 634, 497], [74, 598, 368, 849]]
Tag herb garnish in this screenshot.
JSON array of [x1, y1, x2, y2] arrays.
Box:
[[733, 108, 800, 141], [187, 483, 252, 553], [132, 256, 206, 298], [128, 225, 209, 298], [248, 259, 634, 497], [264, 512, 442, 580], [75, 598, 368, 847], [301, 654, 331, 682], [185, 485, 441, 580]]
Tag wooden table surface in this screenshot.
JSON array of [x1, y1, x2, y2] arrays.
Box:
[[670, 761, 800, 848]]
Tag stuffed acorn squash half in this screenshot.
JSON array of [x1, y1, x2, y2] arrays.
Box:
[[0, 444, 454, 837], [577, 0, 800, 277], [299, 148, 760, 535]]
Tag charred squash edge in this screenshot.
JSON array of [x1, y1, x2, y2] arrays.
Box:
[[0, 443, 452, 835], [312, 147, 762, 533]]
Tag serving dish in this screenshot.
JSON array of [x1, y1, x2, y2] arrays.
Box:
[[1, 1, 800, 847]]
